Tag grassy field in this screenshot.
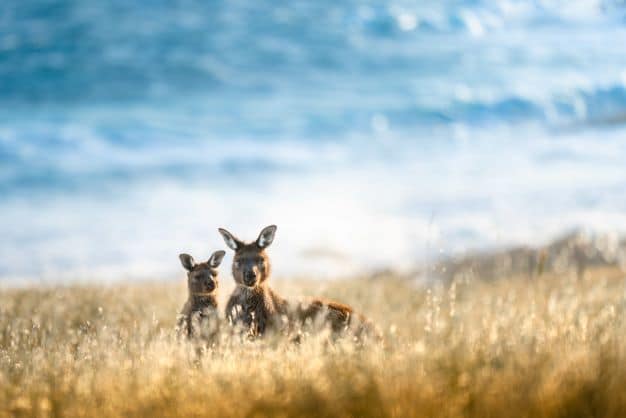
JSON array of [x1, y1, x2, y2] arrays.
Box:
[[1, 262, 626, 417]]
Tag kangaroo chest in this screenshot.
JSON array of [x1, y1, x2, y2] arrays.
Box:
[[237, 289, 273, 315], [178, 298, 219, 338], [230, 287, 279, 335]]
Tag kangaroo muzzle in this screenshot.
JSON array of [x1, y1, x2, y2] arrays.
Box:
[[243, 270, 257, 286]]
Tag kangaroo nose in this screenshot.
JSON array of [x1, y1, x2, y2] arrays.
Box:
[[244, 271, 257, 285]]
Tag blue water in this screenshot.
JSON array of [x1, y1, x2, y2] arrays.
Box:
[[2, 0, 626, 281]]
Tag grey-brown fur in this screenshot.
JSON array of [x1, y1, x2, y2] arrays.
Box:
[[176, 250, 225, 340], [224, 284, 289, 336], [219, 225, 380, 341], [293, 298, 381, 341], [220, 225, 289, 336]]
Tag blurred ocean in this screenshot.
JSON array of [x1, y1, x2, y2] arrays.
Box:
[[2, 0, 626, 282]]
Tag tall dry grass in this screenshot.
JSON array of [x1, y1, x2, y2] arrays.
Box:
[[1, 266, 626, 418]]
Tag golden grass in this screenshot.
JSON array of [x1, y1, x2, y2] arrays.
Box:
[[1, 267, 626, 418]]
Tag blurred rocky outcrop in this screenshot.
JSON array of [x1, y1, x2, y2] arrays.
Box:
[[426, 230, 626, 283]]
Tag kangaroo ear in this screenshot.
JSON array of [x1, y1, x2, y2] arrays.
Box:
[[218, 228, 242, 251], [208, 250, 226, 268], [179, 254, 195, 271], [256, 225, 277, 249]]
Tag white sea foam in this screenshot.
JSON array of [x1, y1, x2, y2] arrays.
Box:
[[2, 123, 625, 282], [2, 0, 626, 282]]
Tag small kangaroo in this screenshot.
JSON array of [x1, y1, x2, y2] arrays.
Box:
[[219, 225, 379, 340], [176, 250, 225, 340]]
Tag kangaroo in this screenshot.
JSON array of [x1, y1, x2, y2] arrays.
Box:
[[176, 250, 225, 340], [219, 225, 289, 336], [219, 225, 380, 341]]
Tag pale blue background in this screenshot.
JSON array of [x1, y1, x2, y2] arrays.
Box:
[[2, 0, 626, 280]]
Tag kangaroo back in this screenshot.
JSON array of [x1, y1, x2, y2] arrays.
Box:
[[295, 298, 382, 342]]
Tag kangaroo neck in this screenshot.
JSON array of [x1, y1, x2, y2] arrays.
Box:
[[239, 281, 270, 296], [190, 293, 218, 308]]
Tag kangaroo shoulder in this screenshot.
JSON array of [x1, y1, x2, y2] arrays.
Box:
[[269, 288, 288, 312]]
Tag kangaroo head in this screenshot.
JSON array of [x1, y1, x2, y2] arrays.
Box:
[[218, 225, 276, 288], [179, 250, 226, 296]]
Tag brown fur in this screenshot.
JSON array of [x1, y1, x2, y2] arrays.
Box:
[[177, 293, 220, 340], [221, 235, 289, 335], [219, 226, 380, 341], [224, 280, 289, 336], [294, 298, 381, 341], [176, 251, 225, 341]]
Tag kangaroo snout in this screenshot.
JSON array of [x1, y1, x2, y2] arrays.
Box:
[[243, 270, 257, 286]]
